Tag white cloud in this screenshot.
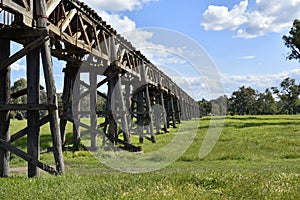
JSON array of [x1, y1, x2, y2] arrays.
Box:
[[239, 55, 255, 60], [201, 0, 248, 31], [201, 0, 300, 39], [11, 61, 25, 71], [98, 11, 136, 33], [180, 68, 300, 100], [84, 0, 157, 12]]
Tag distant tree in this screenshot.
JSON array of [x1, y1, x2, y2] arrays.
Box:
[[229, 86, 257, 115], [10, 78, 27, 104], [283, 19, 300, 61], [198, 98, 211, 117], [255, 88, 278, 115], [272, 77, 300, 114]]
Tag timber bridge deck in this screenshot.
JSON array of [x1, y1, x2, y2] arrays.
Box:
[[0, 0, 199, 177]]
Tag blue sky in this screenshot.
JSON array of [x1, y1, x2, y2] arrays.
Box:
[[6, 0, 300, 100]]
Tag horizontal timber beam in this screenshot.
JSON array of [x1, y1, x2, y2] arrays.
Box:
[[0, 104, 57, 111]]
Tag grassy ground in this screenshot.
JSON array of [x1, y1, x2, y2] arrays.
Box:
[[1, 115, 300, 199]]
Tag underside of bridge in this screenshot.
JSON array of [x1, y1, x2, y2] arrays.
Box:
[[0, 0, 199, 177]]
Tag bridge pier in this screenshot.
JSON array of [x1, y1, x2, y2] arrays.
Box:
[[26, 38, 41, 177], [0, 38, 10, 177]]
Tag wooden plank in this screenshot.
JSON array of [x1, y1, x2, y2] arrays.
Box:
[[10, 85, 44, 99], [37, 0, 64, 174], [0, 139, 58, 175], [10, 115, 50, 143], [0, 33, 48, 72], [60, 9, 77, 32], [0, 29, 47, 39], [1, 0, 33, 26], [79, 16, 90, 45], [0, 38, 10, 177], [46, 0, 61, 16]]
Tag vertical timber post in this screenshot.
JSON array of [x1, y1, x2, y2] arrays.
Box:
[[27, 38, 40, 177], [110, 36, 130, 144], [159, 92, 168, 132], [72, 67, 81, 148], [145, 83, 155, 142], [170, 95, 177, 128], [115, 73, 130, 143], [0, 39, 10, 177], [37, 0, 64, 174], [137, 91, 144, 143], [60, 67, 73, 144], [107, 76, 117, 145], [141, 62, 155, 142], [90, 67, 98, 149]]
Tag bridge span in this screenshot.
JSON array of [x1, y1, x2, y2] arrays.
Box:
[[0, 0, 199, 177]]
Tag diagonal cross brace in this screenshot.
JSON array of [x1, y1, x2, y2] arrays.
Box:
[[0, 33, 49, 72], [0, 139, 58, 175]]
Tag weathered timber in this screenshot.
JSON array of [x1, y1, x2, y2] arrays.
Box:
[[72, 66, 81, 148], [60, 67, 73, 144], [38, 0, 64, 174], [90, 67, 98, 149], [0, 38, 10, 177], [0, 104, 56, 111], [10, 85, 44, 99], [10, 115, 51, 144], [0, 139, 58, 175], [26, 37, 40, 177], [0, 33, 49, 72]]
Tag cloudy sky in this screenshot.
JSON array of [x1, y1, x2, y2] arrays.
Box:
[[7, 0, 300, 100]]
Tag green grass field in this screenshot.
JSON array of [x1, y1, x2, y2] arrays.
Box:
[[1, 115, 300, 199]]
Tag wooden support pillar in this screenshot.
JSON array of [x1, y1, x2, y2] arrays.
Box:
[[26, 38, 40, 177], [136, 91, 144, 143], [174, 98, 181, 124], [170, 95, 177, 128], [72, 67, 81, 148], [37, 0, 64, 174], [159, 92, 168, 132], [106, 76, 117, 144], [145, 86, 155, 142], [0, 39, 10, 177], [90, 68, 97, 149], [60, 67, 73, 144], [124, 76, 132, 134], [115, 74, 130, 143], [182, 101, 187, 120]]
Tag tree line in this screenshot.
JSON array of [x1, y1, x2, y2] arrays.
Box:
[[199, 18, 300, 117], [199, 77, 300, 116]]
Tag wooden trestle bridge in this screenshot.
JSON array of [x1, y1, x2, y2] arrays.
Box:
[[0, 0, 199, 177]]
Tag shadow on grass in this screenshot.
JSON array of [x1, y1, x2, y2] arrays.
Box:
[[198, 115, 300, 129]]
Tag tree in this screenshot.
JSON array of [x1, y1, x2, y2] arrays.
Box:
[[255, 88, 278, 115], [10, 78, 27, 104], [272, 78, 300, 114], [229, 86, 257, 115], [198, 98, 211, 117], [283, 19, 300, 61]]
